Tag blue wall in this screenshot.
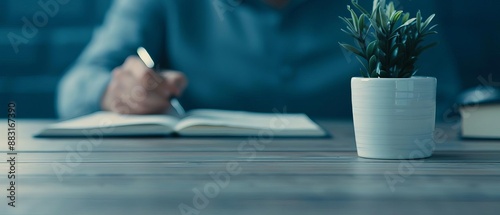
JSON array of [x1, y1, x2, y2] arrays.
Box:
[[0, 0, 112, 118], [1, 0, 498, 118], [437, 1, 499, 90]]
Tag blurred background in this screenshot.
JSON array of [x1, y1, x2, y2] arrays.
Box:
[[0, 0, 498, 118]]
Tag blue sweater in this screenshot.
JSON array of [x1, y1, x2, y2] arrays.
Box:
[[57, 0, 460, 119]]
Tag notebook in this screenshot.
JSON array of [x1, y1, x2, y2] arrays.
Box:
[[36, 109, 326, 137]]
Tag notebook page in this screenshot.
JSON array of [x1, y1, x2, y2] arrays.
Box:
[[175, 109, 322, 131], [48, 112, 180, 129]]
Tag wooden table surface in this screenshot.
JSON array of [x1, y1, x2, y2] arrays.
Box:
[[1, 120, 500, 215]]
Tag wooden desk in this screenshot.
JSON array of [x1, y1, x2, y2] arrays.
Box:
[[1, 120, 500, 215]]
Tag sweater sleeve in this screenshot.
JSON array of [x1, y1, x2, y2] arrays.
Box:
[[57, 0, 165, 119]]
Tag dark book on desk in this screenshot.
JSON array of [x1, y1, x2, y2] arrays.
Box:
[[36, 109, 326, 137], [458, 87, 500, 139]]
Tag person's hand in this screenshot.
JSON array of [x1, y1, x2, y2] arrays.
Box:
[[101, 56, 187, 114]]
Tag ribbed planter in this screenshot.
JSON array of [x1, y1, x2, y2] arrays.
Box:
[[351, 77, 437, 159]]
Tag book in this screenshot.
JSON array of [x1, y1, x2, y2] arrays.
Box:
[[460, 104, 500, 139], [458, 86, 500, 139], [36, 109, 326, 137]]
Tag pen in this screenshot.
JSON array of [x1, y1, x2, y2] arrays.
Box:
[[137, 47, 186, 116]]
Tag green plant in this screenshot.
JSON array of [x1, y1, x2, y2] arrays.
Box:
[[340, 0, 438, 78]]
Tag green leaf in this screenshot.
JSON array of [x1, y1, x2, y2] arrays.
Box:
[[391, 47, 404, 68], [340, 16, 358, 37], [390, 11, 403, 24], [416, 10, 422, 31], [340, 28, 354, 37], [402, 18, 416, 27], [372, 0, 380, 14], [355, 56, 369, 77], [345, 25, 357, 35], [358, 14, 366, 34], [388, 33, 399, 41], [373, 0, 386, 14], [377, 6, 388, 32], [368, 55, 377, 73], [348, 5, 359, 32], [339, 43, 365, 57], [391, 47, 399, 59], [412, 69, 419, 76], [421, 14, 435, 31], [422, 31, 438, 37], [366, 40, 378, 57], [339, 16, 355, 29], [386, 2, 395, 17], [428, 24, 438, 31], [402, 12, 410, 23], [351, 0, 370, 15], [370, 62, 382, 77]]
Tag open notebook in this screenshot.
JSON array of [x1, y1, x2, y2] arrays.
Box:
[[36, 109, 326, 137]]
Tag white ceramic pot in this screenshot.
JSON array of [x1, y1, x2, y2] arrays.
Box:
[[351, 77, 437, 159]]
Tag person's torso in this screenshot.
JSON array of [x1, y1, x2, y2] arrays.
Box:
[[160, 0, 360, 117]]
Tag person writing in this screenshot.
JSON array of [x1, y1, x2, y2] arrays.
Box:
[[57, 0, 460, 119]]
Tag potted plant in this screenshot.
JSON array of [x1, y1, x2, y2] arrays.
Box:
[[340, 0, 438, 159]]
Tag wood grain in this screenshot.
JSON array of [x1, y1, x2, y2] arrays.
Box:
[[1, 120, 500, 215]]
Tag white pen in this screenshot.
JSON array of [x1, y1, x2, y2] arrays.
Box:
[[137, 47, 186, 116]]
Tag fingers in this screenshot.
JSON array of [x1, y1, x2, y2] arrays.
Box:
[[161, 71, 188, 96], [141, 70, 169, 97], [109, 98, 170, 115], [123, 56, 152, 79], [100, 56, 189, 115], [106, 86, 171, 115], [123, 56, 170, 95], [102, 66, 171, 115]]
